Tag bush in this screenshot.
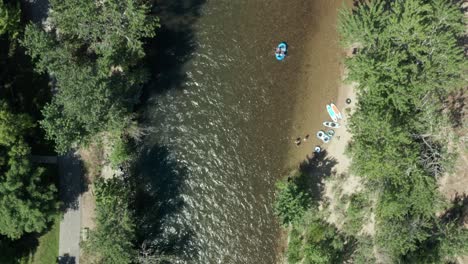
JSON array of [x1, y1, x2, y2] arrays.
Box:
[[287, 212, 347, 264], [350, 236, 377, 264], [343, 192, 371, 236], [274, 180, 311, 226], [83, 177, 137, 264], [109, 137, 133, 168]]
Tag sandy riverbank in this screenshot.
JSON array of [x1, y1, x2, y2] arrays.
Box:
[[282, 0, 353, 170], [275, 1, 355, 261]]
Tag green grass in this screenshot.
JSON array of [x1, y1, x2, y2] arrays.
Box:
[[0, 215, 59, 264], [31, 215, 60, 264], [15, 215, 60, 264]]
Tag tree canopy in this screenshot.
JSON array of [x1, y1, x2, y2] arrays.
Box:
[[0, 0, 21, 40], [21, 0, 159, 153], [83, 177, 137, 264], [274, 180, 311, 226], [0, 101, 58, 239], [339, 0, 466, 261]]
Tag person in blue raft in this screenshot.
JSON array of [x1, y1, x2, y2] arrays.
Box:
[[275, 42, 288, 61]]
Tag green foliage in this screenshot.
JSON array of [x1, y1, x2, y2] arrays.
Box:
[[287, 227, 303, 263], [39, 100, 87, 154], [343, 192, 371, 235], [0, 101, 34, 145], [338, 0, 388, 47], [287, 212, 347, 264], [274, 180, 311, 226], [350, 236, 377, 264], [30, 214, 60, 264], [0, 102, 58, 239], [0, 0, 21, 40], [21, 0, 159, 153], [109, 137, 133, 168], [49, 0, 159, 64], [339, 0, 466, 261], [412, 222, 468, 264], [435, 222, 468, 261], [274, 174, 353, 263], [83, 177, 137, 264]]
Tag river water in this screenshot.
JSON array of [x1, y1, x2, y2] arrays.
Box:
[[139, 0, 344, 263]]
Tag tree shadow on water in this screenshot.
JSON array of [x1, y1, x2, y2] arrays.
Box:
[[294, 150, 338, 202], [134, 144, 196, 260], [140, 0, 206, 102]]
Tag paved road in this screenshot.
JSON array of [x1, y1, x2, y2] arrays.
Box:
[[58, 152, 82, 264]]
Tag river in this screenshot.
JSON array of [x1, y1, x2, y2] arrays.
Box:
[[137, 0, 346, 263]]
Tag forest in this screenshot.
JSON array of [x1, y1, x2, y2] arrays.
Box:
[[274, 0, 467, 263], [0, 0, 160, 262]]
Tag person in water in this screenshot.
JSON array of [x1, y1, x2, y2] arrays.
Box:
[[295, 137, 301, 146], [304, 134, 310, 141], [275, 47, 285, 56]]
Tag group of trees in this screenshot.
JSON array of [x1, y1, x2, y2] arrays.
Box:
[[21, 0, 159, 154], [274, 174, 353, 263], [0, 0, 59, 256], [19, 0, 160, 262], [1, 0, 160, 262], [339, 0, 467, 262], [275, 0, 466, 263]]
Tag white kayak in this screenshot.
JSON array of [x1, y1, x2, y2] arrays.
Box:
[[323, 121, 340, 128]]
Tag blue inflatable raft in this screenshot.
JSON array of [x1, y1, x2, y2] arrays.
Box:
[[275, 42, 288, 61]]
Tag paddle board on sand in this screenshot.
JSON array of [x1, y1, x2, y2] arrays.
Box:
[[326, 105, 338, 122], [331, 103, 342, 119]]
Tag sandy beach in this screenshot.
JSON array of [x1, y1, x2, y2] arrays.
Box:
[[282, 0, 354, 173], [274, 1, 356, 261]]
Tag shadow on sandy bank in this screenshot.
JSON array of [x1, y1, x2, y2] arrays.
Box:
[[441, 192, 468, 225], [294, 150, 338, 202]]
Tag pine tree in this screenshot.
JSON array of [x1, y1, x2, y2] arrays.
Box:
[[0, 101, 58, 239]]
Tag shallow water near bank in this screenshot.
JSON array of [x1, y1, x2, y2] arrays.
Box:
[[139, 0, 347, 262]]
